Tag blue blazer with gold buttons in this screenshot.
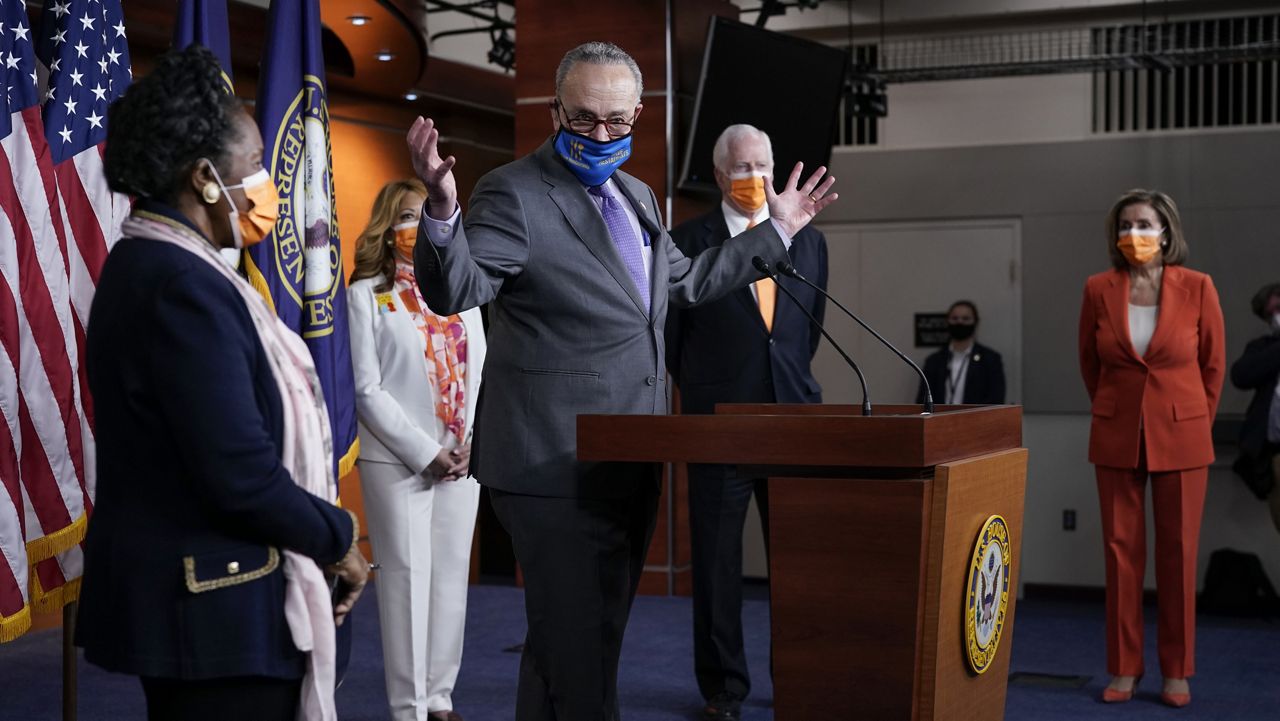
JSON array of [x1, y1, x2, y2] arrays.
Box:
[[75, 202, 355, 680]]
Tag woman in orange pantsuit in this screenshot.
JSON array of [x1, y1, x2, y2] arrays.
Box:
[[1078, 189, 1225, 708]]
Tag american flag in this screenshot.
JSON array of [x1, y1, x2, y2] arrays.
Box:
[[1, 0, 77, 641], [37, 0, 132, 354], [0, 0, 130, 642]]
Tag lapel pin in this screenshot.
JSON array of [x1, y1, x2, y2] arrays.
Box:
[[973, 354, 981, 362]]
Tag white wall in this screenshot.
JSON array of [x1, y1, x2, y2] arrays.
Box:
[[801, 128, 1280, 591], [1022, 414, 1280, 590], [879, 74, 1093, 149]]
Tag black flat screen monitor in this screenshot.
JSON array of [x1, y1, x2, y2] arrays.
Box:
[[679, 17, 848, 195]]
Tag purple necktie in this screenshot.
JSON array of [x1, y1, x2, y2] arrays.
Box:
[[588, 183, 650, 312]]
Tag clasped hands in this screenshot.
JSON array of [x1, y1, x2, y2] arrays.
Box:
[[427, 444, 470, 482]]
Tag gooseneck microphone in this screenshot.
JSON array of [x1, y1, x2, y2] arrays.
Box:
[[775, 260, 935, 415], [752, 256, 871, 416]]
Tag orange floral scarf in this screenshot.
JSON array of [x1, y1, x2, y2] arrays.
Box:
[[394, 263, 468, 443]]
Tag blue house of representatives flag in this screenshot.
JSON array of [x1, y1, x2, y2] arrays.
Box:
[[246, 0, 358, 481], [173, 0, 233, 91]]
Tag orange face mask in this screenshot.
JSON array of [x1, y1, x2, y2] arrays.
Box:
[[206, 164, 280, 249], [392, 221, 417, 258], [727, 174, 767, 213], [1116, 228, 1163, 266]]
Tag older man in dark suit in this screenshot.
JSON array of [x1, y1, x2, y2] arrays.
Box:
[[665, 124, 828, 721], [407, 42, 837, 721]]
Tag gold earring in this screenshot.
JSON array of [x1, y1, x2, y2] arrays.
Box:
[[202, 183, 221, 204]]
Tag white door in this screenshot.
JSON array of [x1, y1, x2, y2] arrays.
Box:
[[811, 219, 1022, 407]]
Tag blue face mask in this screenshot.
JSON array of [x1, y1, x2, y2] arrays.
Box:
[[554, 128, 632, 187]]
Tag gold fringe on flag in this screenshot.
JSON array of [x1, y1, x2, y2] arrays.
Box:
[[0, 604, 32, 643], [29, 573, 81, 615], [338, 437, 360, 478], [24, 513, 86, 565], [243, 254, 278, 314]]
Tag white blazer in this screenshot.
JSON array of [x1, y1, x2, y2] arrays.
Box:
[[348, 275, 486, 474]]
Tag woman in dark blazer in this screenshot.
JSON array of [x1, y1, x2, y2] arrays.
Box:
[[915, 300, 1006, 405], [1078, 189, 1225, 708], [76, 46, 367, 720], [1230, 282, 1280, 531]]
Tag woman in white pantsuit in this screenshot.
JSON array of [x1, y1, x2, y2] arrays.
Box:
[[348, 179, 486, 721]]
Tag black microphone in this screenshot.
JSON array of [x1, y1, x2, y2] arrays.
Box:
[[752, 256, 871, 416], [775, 260, 935, 415]]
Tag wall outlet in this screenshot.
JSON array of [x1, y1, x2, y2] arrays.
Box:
[[1062, 509, 1077, 531]]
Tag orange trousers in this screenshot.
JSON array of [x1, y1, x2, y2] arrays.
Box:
[[1094, 463, 1207, 679]]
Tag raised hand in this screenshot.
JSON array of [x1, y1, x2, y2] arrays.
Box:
[[407, 116, 459, 220], [765, 161, 838, 239]]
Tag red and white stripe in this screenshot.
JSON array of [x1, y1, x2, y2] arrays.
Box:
[[0, 104, 93, 636]]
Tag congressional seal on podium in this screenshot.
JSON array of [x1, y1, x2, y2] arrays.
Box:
[[964, 514, 1011, 674]]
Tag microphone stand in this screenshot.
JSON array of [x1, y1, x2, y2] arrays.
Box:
[[752, 256, 871, 416], [776, 260, 934, 415]]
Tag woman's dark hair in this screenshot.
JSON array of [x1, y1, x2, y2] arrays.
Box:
[[1250, 283, 1280, 320], [949, 300, 980, 324], [103, 45, 242, 202]]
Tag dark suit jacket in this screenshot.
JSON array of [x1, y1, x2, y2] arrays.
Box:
[[1230, 332, 1280, 496], [415, 140, 790, 498], [76, 202, 355, 680], [665, 208, 827, 415], [915, 342, 1006, 405]]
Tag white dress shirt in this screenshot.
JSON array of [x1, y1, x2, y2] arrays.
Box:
[[1128, 303, 1158, 357], [945, 344, 974, 404]]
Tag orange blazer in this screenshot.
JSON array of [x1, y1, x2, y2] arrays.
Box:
[[1078, 265, 1226, 471]]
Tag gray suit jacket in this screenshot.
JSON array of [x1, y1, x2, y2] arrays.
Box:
[[415, 138, 789, 498]]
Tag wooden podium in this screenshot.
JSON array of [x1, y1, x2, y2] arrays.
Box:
[[578, 404, 1027, 721]]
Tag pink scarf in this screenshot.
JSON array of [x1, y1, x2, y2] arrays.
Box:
[[125, 212, 339, 721]]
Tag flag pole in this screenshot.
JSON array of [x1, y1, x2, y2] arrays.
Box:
[[63, 601, 77, 721]]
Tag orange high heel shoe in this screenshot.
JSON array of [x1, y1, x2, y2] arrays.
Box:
[[1102, 674, 1142, 703], [1161, 679, 1191, 708]]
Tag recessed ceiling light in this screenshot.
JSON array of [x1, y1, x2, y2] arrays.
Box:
[[347, 15, 371, 26], [375, 51, 395, 62], [404, 91, 419, 101]]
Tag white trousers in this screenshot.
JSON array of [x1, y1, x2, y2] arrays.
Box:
[[358, 459, 480, 720]]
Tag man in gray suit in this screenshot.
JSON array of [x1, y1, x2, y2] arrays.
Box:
[[407, 42, 837, 721]]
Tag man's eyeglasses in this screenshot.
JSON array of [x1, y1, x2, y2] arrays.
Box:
[[555, 99, 635, 139]]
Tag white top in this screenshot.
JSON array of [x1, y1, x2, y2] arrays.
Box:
[[945, 345, 974, 404], [347, 277, 487, 473], [1128, 303, 1158, 357]]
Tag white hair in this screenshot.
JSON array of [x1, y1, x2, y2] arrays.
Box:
[[712, 124, 773, 172], [555, 42, 644, 100]]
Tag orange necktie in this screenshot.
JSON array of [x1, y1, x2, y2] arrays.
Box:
[[746, 218, 776, 332]]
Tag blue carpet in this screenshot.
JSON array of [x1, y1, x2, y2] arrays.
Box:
[[2, 583, 1278, 720]]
